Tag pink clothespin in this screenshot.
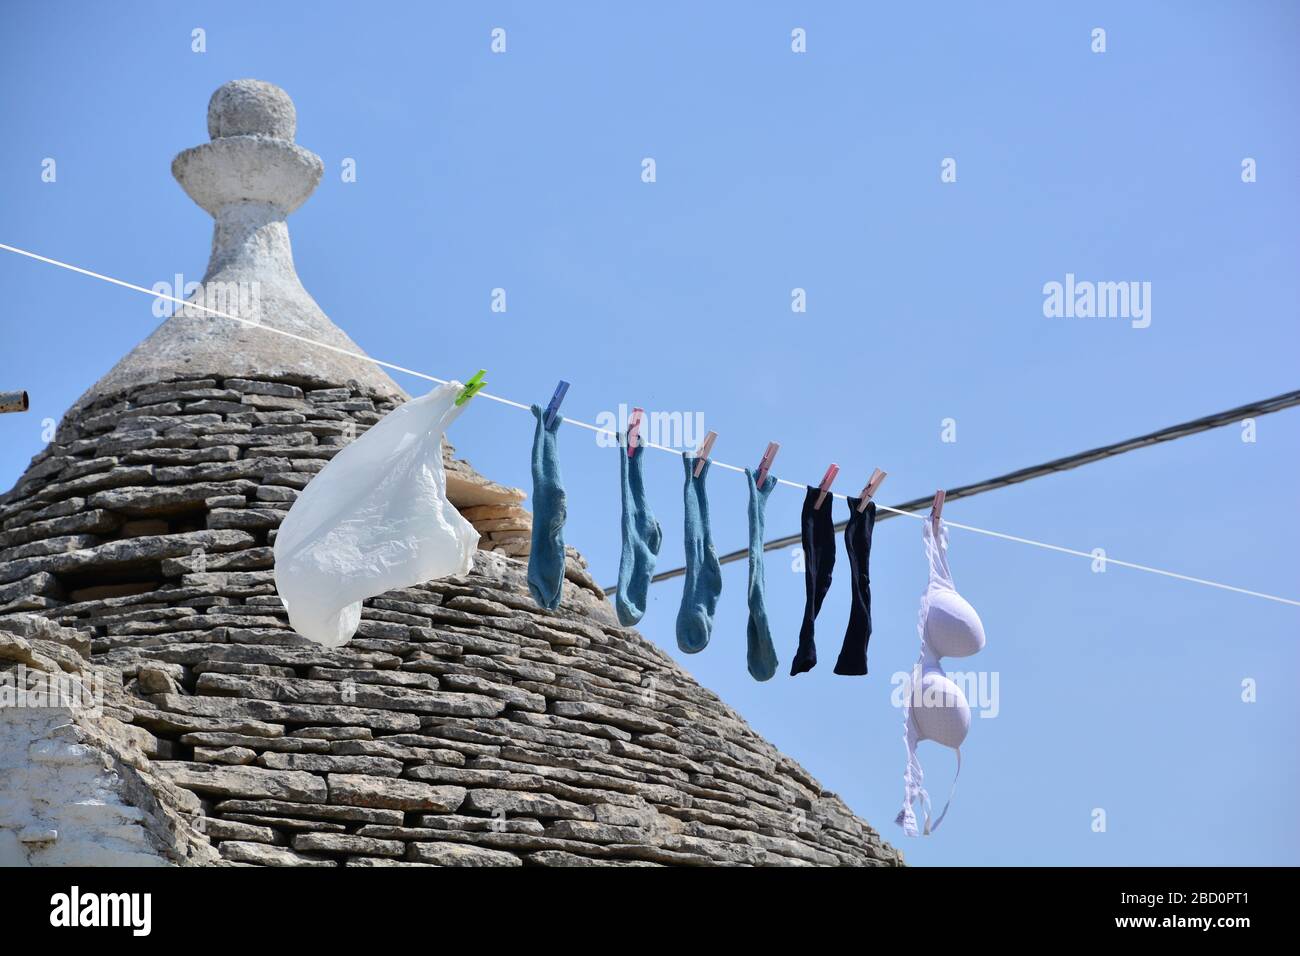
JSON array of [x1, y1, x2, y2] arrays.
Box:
[[692, 431, 717, 477], [857, 468, 887, 512], [755, 442, 780, 486], [931, 489, 946, 529], [626, 407, 644, 457], [814, 463, 839, 510]]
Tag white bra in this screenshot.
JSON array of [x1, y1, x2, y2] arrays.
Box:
[[896, 518, 986, 836]]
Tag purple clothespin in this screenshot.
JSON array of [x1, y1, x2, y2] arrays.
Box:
[[543, 380, 569, 428]]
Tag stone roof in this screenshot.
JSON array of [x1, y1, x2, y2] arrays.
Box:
[[0, 81, 900, 867]]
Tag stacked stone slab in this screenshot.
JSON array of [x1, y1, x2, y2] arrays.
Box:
[[0, 80, 900, 867]]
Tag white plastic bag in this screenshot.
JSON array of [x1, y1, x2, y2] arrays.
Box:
[[274, 382, 479, 647]]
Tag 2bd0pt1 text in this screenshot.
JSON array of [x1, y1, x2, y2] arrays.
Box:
[[1120, 892, 1248, 907]]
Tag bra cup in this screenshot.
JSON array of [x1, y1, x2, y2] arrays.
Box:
[[912, 671, 971, 749], [923, 588, 986, 658]]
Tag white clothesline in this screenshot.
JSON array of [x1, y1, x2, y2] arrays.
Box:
[[2, 240, 1297, 609]]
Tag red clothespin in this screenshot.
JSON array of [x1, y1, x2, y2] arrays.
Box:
[[755, 442, 780, 486], [814, 463, 839, 510], [931, 489, 946, 530], [857, 468, 887, 512], [692, 430, 717, 477], [626, 407, 644, 457]]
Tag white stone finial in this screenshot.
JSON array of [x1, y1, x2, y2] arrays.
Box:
[[168, 78, 325, 296], [172, 79, 321, 217], [207, 79, 297, 141]]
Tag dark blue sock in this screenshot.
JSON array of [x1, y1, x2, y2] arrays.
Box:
[[833, 498, 875, 675], [790, 486, 835, 675]]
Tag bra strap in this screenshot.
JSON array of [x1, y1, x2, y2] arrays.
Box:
[[923, 748, 961, 835], [922, 518, 953, 589], [895, 699, 924, 837]]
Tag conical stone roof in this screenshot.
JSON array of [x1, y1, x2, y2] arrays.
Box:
[[0, 81, 901, 867]]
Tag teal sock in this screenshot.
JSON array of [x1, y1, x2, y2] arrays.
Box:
[[745, 467, 779, 681], [616, 436, 662, 626], [675, 456, 722, 654], [526, 404, 566, 609]]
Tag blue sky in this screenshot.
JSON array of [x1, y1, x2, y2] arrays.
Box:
[[2, 1, 1297, 865]]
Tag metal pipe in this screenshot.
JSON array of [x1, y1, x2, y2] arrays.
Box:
[[0, 390, 29, 414]]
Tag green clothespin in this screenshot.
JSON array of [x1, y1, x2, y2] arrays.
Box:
[[455, 369, 487, 407]]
